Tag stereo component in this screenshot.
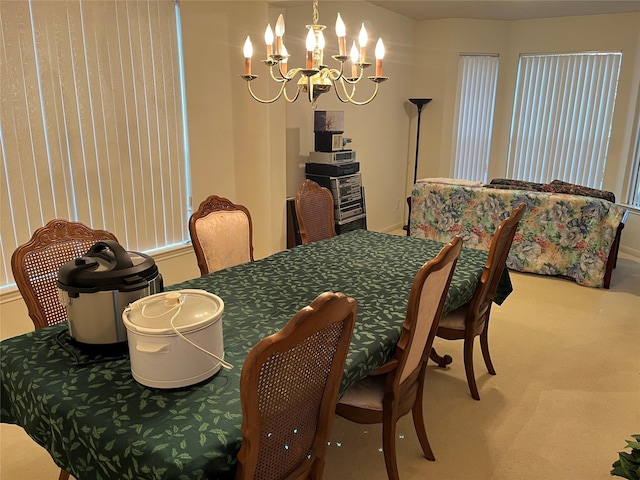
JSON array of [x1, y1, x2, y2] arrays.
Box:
[[308, 150, 357, 165], [305, 162, 360, 177]]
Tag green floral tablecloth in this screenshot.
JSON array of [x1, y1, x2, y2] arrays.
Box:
[[410, 182, 626, 288], [1, 230, 510, 480]]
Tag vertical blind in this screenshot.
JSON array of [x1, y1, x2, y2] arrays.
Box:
[[507, 52, 621, 188], [0, 0, 189, 289], [627, 120, 640, 207], [452, 54, 500, 182]]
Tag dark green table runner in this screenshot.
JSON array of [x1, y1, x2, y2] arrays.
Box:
[[1, 230, 511, 480]]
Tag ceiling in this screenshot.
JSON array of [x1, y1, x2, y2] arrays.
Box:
[[271, 1, 640, 21], [366, 1, 640, 21]]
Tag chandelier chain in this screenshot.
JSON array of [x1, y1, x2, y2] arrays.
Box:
[[312, 0, 319, 26]]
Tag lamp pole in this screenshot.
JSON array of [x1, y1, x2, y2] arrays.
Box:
[[409, 98, 432, 185], [404, 98, 432, 233]]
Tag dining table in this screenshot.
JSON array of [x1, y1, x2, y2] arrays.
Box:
[[1, 229, 512, 480]]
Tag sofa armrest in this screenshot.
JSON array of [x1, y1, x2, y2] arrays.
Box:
[[603, 209, 629, 289]]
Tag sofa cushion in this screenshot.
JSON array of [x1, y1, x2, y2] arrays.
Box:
[[488, 178, 546, 191], [484, 183, 541, 192], [541, 180, 616, 203]]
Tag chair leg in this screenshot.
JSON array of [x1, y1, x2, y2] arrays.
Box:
[[480, 324, 496, 375], [429, 347, 453, 368], [463, 337, 480, 401], [382, 414, 401, 480], [59, 468, 70, 480], [411, 392, 435, 461]]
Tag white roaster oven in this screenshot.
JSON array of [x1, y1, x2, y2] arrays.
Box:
[[122, 289, 231, 389]]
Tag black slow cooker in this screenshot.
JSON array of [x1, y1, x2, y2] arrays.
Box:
[[58, 240, 162, 345]]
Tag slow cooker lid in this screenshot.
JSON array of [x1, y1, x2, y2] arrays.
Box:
[[124, 289, 224, 334]]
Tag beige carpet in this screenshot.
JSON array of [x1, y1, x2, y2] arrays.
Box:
[[1, 253, 639, 479], [323, 252, 640, 480]]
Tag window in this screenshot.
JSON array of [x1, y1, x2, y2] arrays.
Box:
[[627, 111, 640, 207], [452, 54, 500, 182], [507, 52, 622, 188], [0, 0, 189, 289]]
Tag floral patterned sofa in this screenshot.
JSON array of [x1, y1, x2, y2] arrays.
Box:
[[409, 179, 628, 288]]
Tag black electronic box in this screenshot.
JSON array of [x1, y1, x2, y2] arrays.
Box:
[[305, 162, 360, 177]]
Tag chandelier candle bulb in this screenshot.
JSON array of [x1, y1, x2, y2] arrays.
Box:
[[358, 23, 368, 63], [375, 38, 384, 77], [350, 41, 358, 78], [243, 36, 252, 75], [275, 14, 285, 55], [317, 30, 325, 66], [281, 44, 288, 74], [306, 29, 315, 69], [336, 13, 346, 55], [264, 24, 273, 57]]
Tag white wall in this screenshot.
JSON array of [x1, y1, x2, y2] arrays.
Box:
[[622, 210, 640, 257], [179, 1, 287, 259]]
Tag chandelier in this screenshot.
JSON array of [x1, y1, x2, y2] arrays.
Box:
[[240, 0, 388, 106]]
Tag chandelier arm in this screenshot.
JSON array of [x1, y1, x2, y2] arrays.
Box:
[[333, 77, 381, 106], [246, 80, 288, 104], [340, 68, 365, 84], [307, 76, 315, 102], [332, 77, 354, 103], [332, 89, 351, 104], [272, 66, 303, 83], [341, 62, 371, 84], [341, 74, 361, 85], [336, 76, 359, 100], [268, 67, 288, 83], [283, 83, 302, 103], [324, 68, 344, 82]]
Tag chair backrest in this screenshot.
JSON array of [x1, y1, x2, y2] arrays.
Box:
[[11, 219, 118, 330], [395, 236, 463, 384], [189, 195, 254, 275], [235, 291, 357, 480], [294, 179, 336, 245], [469, 203, 526, 321]]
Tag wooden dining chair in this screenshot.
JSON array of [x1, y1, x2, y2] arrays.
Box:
[[431, 203, 526, 400], [235, 291, 357, 480], [189, 194, 254, 275], [11, 219, 119, 331], [294, 179, 336, 244], [335, 236, 463, 480], [11, 218, 119, 480]]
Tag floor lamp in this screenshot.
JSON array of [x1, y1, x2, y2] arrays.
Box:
[[404, 98, 432, 231], [409, 98, 432, 185]]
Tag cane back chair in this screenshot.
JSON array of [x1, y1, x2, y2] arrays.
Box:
[[432, 203, 526, 400], [336, 236, 463, 480], [235, 291, 357, 480], [294, 180, 336, 245], [11, 218, 119, 480]]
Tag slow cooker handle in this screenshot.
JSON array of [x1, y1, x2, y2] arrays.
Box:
[[86, 240, 134, 269]]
